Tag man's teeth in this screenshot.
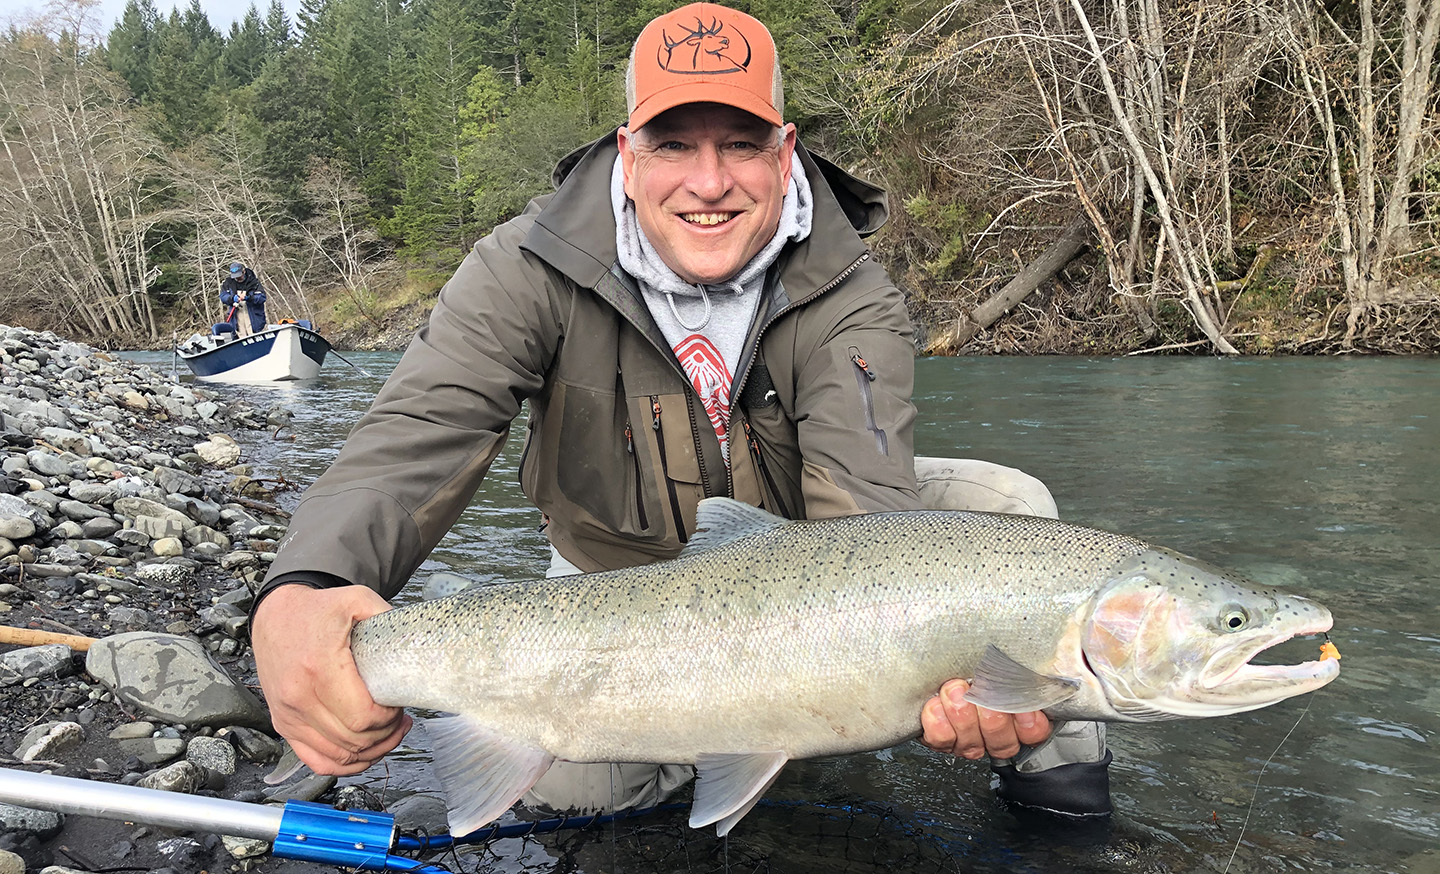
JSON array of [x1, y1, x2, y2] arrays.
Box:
[[682, 213, 732, 226]]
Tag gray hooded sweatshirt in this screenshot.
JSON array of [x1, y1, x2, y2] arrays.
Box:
[[611, 153, 814, 464]]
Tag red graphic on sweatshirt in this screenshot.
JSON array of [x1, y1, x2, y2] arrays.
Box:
[[674, 334, 732, 462]]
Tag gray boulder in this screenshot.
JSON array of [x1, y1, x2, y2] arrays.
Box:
[[81, 516, 122, 538], [0, 644, 75, 686], [0, 802, 63, 838], [66, 481, 118, 505], [85, 632, 270, 729], [0, 515, 34, 540], [113, 497, 190, 528], [133, 563, 192, 586], [25, 451, 75, 478], [186, 736, 238, 775], [57, 500, 108, 521], [130, 515, 184, 540], [36, 428, 96, 456], [21, 722, 84, 762], [138, 761, 207, 793], [116, 736, 186, 765]]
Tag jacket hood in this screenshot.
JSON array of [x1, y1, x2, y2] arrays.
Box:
[[527, 131, 888, 295]]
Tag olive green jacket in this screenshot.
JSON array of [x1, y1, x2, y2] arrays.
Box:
[[261, 133, 920, 601]]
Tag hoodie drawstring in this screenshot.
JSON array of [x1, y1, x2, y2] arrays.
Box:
[[666, 285, 712, 331]]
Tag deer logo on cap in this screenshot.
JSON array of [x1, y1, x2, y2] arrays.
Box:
[[658, 17, 752, 75]]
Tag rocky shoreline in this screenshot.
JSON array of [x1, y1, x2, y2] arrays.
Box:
[[0, 325, 412, 873]]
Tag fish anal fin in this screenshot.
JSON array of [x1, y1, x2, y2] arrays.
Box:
[[689, 751, 788, 836], [963, 644, 1080, 713], [681, 498, 790, 558], [425, 715, 555, 837]]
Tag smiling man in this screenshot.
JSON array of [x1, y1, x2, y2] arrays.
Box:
[[250, 1, 1105, 826]]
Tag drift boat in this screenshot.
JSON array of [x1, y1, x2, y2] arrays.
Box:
[[176, 320, 331, 382]]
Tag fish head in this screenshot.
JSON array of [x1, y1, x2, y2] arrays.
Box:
[[1080, 549, 1338, 721]]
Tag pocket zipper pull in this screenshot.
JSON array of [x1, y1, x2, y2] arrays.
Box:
[[851, 352, 876, 381]]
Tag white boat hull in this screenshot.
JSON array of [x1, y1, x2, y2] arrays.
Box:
[[178, 323, 331, 383]]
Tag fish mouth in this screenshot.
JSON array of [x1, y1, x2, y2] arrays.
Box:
[[1202, 615, 1339, 695]]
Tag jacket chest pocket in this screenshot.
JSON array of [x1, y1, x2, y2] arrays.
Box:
[[625, 392, 703, 541]]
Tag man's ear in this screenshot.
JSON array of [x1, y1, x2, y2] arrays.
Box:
[[618, 126, 638, 201], [779, 123, 798, 189]]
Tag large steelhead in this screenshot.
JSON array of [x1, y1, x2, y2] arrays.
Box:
[[351, 498, 1338, 837]]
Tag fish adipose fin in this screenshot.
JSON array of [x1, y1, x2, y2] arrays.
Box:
[[690, 751, 788, 836], [964, 644, 1081, 713], [682, 498, 791, 558], [425, 715, 555, 837]]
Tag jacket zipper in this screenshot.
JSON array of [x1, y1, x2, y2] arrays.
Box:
[[624, 422, 648, 529], [725, 251, 874, 502], [743, 419, 792, 518], [651, 396, 689, 541], [849, 346, 888, 456]]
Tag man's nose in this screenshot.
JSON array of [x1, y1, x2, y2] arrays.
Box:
[[685, 145, 731, 201]]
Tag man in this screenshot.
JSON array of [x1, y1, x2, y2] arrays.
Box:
[[220, 261, 267, 337], [251, 2, 1107, 823]]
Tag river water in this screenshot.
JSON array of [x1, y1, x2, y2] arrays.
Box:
[[136, 351, 1439, 874]]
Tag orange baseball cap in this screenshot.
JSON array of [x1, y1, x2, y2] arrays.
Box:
[[625, 3, 784, 130]]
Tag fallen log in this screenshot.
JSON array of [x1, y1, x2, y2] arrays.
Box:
[[927, 213, 1091, 354]]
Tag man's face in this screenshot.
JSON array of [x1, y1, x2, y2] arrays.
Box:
[[619, 103, 797, 286]]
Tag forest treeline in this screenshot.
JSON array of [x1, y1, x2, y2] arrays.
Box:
[[1, 0, 1437, 353]]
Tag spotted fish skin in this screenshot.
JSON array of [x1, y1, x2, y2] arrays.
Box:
[[350, 498, 1338, 836]]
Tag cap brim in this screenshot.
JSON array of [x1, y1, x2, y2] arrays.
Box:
[[629, 81, 782, 130]]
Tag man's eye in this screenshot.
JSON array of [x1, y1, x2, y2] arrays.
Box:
[[727, 140, 758, 151]]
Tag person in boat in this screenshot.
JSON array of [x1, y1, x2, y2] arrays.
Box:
[[249, 2, 1110, 823], [220, 261, 268, 337]]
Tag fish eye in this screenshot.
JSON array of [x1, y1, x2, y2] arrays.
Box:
[[1220, 607, 1249, 631]]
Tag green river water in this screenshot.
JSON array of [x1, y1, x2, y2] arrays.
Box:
[[151, 352, 1438, 874]]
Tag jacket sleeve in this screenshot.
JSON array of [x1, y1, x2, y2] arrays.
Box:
[[219, 287, 234, 306], [790, 260, 922, 518], [260, 214, 564, 601]]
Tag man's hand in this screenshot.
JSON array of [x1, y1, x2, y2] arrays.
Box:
[[920, 678, 1050, 760], [252, 584, 412, 775]]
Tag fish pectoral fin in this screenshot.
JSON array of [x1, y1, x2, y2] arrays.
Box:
[[690, 751, 788, 836], [425, 715, 555, 837], [681, 498, 791, 558], [963, 644, 1081, 713]]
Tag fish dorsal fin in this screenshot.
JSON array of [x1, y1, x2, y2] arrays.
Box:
[[680, 498, 791, 558], [425, 715, 555, 837], [690, 751, 788, 836], [963, 645, 1081, 713]]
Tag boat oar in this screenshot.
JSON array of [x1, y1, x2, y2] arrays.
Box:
[[328, 348, 374, 378]]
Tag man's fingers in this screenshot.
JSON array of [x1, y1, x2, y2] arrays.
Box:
[[919, 679, 986, 759], [920, 696, 956, 753], [278, 711, 412, 775], [976, 706, 1023, 760], [919, 678, 1055, 762], [940, 680, 987, 759], [1013, 710, 1052, 747]]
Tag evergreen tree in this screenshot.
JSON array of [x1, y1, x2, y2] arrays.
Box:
[[309, 0, 406, 210], [104, 0, 159, 99], [263, 0, 293, 55], [221, 5, 269, 88], [147, 8, 221, 144], [390, 0, 485, 259], [252, 47, 330, 206]]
